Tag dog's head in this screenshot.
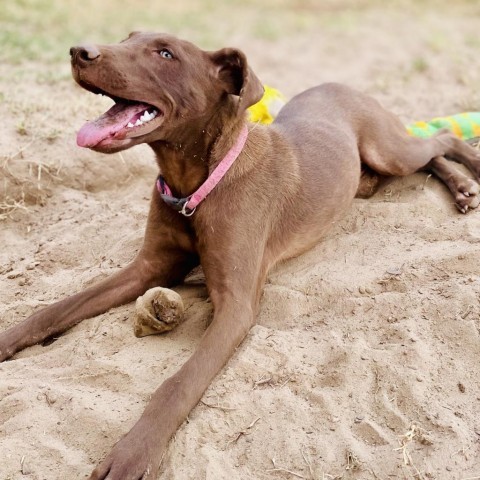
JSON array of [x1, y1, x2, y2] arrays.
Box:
[[71, 32, 263, 153]]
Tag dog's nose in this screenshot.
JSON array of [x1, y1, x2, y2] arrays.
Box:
[[70, 44, 101, 65]]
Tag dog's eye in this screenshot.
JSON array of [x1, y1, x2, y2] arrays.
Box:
[[159, 49, 173, 59]]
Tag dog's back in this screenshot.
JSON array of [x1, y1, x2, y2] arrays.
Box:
[[255, 84, 363, 261]]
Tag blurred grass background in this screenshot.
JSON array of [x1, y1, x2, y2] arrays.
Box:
[[1, 0, 479, 64]]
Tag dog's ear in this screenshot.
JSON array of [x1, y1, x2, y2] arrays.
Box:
[[210, 48, 264, 113]]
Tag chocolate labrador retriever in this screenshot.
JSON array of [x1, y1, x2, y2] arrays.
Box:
[[1, 32, 480, 479]]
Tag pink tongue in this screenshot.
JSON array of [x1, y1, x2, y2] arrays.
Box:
[[77, 102, 151, 148]]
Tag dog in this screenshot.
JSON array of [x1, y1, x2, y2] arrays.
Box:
[[1, 32, 479, 479]]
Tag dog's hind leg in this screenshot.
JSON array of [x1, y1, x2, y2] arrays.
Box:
[[354, 94, 480, 210]]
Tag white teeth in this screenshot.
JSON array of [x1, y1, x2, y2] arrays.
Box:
[[127, 109, 159, 129]]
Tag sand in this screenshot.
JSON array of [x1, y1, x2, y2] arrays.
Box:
[[1, 4, 479, 480]]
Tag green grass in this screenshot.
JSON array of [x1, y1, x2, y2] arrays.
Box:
[[411, 56, 429, 74]]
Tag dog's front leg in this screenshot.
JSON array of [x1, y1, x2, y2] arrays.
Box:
[[0, 257, 167, 361], [89, 251, 266, 480], [0, 200, 197, 361]]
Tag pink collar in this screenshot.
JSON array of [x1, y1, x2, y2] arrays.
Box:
[[156, 125, 249, 216]]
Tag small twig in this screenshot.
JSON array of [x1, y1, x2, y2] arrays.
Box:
[[0, 198, 29, 221], [345, 450, 360, 471], [422, 173, 432, 190], [452, 443, 473, 459], [373, 368, 381, 395], [460, 304, 474, 319], [394, 424, 431, 479], [367, 468, 385, 480], [5, 137, 37, 161], [267, 468, 306, 479], [253, 374, 272, 389], [301, 447, 315, 479], [20, 455, 28, 474], [200, 400, 237, 412], [279, 375, 293, 388], [253, 373, 292, 390], [228, 417, 261, 444], [267, 458, 306, 479]]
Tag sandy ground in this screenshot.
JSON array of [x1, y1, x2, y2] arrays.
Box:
[[1, 3, 480, 480]]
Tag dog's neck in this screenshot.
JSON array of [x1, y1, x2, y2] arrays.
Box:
[[149, 108, 246, 198]]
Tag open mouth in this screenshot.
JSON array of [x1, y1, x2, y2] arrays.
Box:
[[76, 85, 164, 148]]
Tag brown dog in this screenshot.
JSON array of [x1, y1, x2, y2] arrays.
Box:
[[1, 32, 480, 479]]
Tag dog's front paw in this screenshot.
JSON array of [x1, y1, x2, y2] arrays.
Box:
[[89, 426, 164, 480]]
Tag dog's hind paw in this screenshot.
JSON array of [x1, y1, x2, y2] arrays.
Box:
[[453, 177, 479, 213], [134, 287, 184, 337]]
